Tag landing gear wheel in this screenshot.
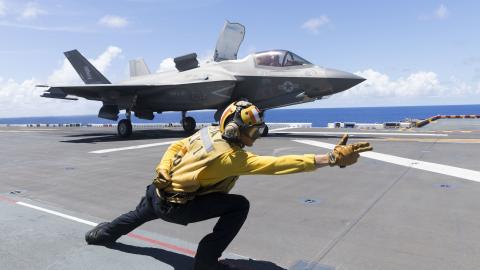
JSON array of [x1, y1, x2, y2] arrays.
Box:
[[261, 125, 269, 137], [182, 116, 196, 134], [117, 119, 132, 138]]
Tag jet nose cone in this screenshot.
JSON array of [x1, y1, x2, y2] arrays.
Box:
[[343, 74, 366, 89], [324, 68, 366, 93]]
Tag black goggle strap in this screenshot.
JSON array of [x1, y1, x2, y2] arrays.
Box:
[[233, 106, 246, 129]]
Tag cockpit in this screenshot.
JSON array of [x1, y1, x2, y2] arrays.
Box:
[[254, 50, 312, 67]]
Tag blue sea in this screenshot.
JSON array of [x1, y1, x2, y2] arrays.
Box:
[[1, 104, 479, 127]]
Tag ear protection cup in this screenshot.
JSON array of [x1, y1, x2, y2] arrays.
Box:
[[222, 122, 240, 141]]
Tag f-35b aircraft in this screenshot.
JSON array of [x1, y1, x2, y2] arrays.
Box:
[[39, 21, 365, 138]]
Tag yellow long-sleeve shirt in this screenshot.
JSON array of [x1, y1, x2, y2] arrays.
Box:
[[156, 138, 316, 190]]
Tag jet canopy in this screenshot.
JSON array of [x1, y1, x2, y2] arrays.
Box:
[[254, 50, 312, 67]]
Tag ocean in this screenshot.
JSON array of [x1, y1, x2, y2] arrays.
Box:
[[1, 104, 479, 127]]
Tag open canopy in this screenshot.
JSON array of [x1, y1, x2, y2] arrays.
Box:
[[254, 50, 312, 67]]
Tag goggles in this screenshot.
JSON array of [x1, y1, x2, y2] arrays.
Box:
[[243, 124, 266, 140]]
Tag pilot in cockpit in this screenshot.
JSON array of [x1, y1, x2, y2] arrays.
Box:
[[271, 55, 280, 66]]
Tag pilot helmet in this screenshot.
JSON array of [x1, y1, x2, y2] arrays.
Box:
[[220, 101, 265, 142]]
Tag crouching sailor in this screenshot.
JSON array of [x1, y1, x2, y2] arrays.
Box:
[[85, 101, 373, 270]]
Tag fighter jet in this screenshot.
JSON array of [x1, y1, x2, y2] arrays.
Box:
[[38, 21, 365, 138]]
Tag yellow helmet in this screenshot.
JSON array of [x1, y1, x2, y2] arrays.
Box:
[[219, 101, 265, 141]]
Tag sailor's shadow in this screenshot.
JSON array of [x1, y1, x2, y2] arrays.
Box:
[[105, 242, 287, 270], [105, 242, 194, 270], [222, 258, 287, 270]]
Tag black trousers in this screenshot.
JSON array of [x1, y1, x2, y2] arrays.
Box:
[[103, 184, 250, 267]]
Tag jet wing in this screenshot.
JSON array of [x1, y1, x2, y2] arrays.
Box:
[[39, 80, 237, 104], [39, 84, 155, 101]]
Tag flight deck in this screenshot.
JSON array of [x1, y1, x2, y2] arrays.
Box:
[[1, 120, 479, 270]]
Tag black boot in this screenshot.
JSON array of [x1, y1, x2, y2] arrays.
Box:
[[85, 222, 118, 245]]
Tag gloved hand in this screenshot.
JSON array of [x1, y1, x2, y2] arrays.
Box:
[[328, 134, 373, 168], [153, 169, 171, 189]]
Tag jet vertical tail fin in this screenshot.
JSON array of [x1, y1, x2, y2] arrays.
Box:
[[129, 59, 151, 77], [64, 50, 111, 84]]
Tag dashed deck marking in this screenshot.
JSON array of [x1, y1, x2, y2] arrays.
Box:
[[89, 141, 175, 154], [127, 233, 196, 256], [0, 195, 17, 204], [294, 139, 480, 182], [272, 131, 448, 137]]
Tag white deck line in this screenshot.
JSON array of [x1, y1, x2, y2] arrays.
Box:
[[14, 201, 249, 260], [294, 139, 480, 183], [16, 201, 98, 227], [0, 130, 58, 133], [268, 127, 294, 132], [273, 131, 448, 137], [89, 141, 175, 154]]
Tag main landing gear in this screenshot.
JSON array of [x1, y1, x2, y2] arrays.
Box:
[[181, 111, 196, 134], [117, 110, 132, 138], [116, 110, 197, 138]]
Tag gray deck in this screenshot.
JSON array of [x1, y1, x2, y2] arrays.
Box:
[[1, 121, 479, 270]]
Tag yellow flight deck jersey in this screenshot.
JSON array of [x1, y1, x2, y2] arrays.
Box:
[[155, 126, 316, 198]]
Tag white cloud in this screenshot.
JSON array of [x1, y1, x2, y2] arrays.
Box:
[[301, 16, 330, 34], [347, 69, 444, 97], [0, 46, 122, 117], [435, 4, 449, 19], [0, 21, 95, 33], [91, 46, 123, 74], [156, 57, 175, 73], [48, 46, 122, 85], [99, 15, 129, 28], [19, 2, 47, 20], [290, 69, 480, 108], [0, 76, 101, 117], [47, 58, 81, 85], [0, 0, 6, 17], [420, 4, 449, 21], [339, 69, 480, 102]]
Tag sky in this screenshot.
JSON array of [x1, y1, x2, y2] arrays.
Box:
[[0, 0, 479, 117]]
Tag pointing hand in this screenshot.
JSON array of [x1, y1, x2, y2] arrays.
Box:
[[328, 134, 373, 168]]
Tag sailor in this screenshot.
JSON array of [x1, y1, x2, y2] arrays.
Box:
[[85, 100, 373, 270]]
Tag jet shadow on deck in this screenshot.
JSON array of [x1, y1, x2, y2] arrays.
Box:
[[60, 129, 189, 143], [105, 243, 286, 270], [59, 128, 377, 144]]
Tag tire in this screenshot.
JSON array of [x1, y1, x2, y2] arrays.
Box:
[[182, 116, 196, 133], [117, 119, 132, 138]]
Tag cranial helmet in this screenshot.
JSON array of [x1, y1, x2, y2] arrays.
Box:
[[219, 101, 265, 142]]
